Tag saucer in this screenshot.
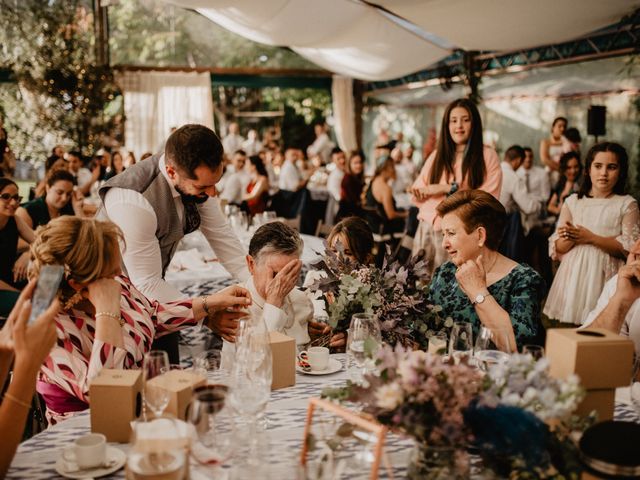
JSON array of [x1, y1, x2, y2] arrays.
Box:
[[296, 357, 342, 375], [55, 446, 126, 479]]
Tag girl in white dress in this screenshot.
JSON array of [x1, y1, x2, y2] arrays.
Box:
[[544, 142, 639, 325]]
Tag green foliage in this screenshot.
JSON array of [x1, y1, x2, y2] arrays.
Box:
[[0, 0, 120, 158]]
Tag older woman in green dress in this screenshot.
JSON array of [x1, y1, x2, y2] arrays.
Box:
[[427, 189, 545, 351]]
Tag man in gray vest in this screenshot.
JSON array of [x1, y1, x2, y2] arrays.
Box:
[[99, 124, 250, 362]]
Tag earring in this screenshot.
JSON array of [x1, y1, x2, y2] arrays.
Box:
[[63, 291, 83, 311]]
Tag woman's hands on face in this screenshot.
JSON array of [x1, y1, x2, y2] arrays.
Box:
[[455, 254, 488, 301]]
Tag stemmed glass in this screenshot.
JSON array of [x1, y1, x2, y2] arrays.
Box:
[[143, 350, 170, 419], [474, 326, 511, 371], [428, 332, 448, 355], [448, 322, 473, 364], [227, 314, 273, 464], [188, 385, 236, 470], [347, 313, 382, 383], [193, 349, 228, 386]]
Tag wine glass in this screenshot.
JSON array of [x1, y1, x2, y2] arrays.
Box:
[[193, 349, 227, 386], [143, 350, 170, 419], [127, 417, 187, 480], [449, 322, 473, 364], [473, 326, 511, 371], [522, 344, 545, 360], [188, 385, 236, 470], [347, 313, 382, 383]]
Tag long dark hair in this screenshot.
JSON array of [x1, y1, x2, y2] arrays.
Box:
[[578, 142, 628, 199], [327, 217, 374, 265], [347, 150, 365, 182], [428, 98, 486, 189], [554, 151, 582, 196], [0, 177, 18, 192], [249, 155, 268, 178]]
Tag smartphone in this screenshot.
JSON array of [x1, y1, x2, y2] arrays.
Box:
[[28, 265, 64, 324]]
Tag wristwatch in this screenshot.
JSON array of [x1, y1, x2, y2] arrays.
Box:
[[471, 291, 491, 306]]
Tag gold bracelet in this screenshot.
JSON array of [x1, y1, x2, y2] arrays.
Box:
[[201, 296, 211, 316], [95, 311, 125, 327], [4, 392, 31, 409]]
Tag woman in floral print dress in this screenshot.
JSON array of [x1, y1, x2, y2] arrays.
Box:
[[29, 216, 250, 423]]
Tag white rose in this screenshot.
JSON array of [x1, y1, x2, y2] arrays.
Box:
[[375, 383, 404, 410]]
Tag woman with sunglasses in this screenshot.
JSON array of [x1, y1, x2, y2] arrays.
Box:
[[0, 178, 35, 318]]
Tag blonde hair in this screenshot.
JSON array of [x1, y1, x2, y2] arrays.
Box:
[[29, 217, 124, 305]]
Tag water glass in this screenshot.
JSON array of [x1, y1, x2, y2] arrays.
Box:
[[428, 332, 448, 355], [347, 313, 382, 382], [522, 344, 545, 360], [143, 350, 170, 418], [193, 349, 227, 385], [473, 326, 511, 370], [263, 211, 277, 223], [448, 322, 473, 363]]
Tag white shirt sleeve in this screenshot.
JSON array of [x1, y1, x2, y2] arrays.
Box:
[[279, 161, 301, 191], [326, 169, 343, 202], [220, 174, 243, 204], [263, 303, 289, 332], [582, 275, 618, 328], [103, 188, 184, 302], [197, 198, 250, 282]]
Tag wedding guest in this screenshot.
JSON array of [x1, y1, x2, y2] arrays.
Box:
[[0, 178, 35, 316], [410, 98, 502, 271], [392, 146, 414, 195], [222, 122, 244, 156], [547, 151, 582, 217], [98, 124, 249, 363], [427, 189, 545, 352], [326, 216, 375, 265], [67, 151, 98, 196], [243, 155, 270, 215], [516, 147, 550, 204], [582, 239, 640, 357], [336, 150, 365, 221], [17, 170, 83, 229], [125, 151, 137, 168], [563, 127, 582, 156], [30, 216, 250, 423], [140, 152, 153, 161], [32, 154, 70, 200], [364, 156, 407, 235], [539, 116, 567, 185], [278, 148, 306, 192], [0, 281, 59, 477], [241, 129, 263, 157], [104, 150, 125, 180], [326, 147, 347, 203], [544, 142, 639, 325], [219, 150, 249, 206], [307, 122, 334, 165]]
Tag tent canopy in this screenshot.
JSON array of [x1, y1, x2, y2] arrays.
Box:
[[167, 0, 638, 81]]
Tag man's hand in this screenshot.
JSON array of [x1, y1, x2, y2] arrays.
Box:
[[265, 259, 302, 308], [206, 309, 247, 343], [615, 261, 640, 306]]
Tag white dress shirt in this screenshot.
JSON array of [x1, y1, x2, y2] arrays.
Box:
[[241, 138, 263, 157], [278, 159, 302, 192], [307, 133, 334, 164], [100, 155, 249, 302], [222, 133, 245, 156], [516, 165, 550, 202], [582, 274, 640, 356], [499, 162, 541, 217], [326, 168, 345, 202], [220, 170, 250, 204], [75, 167, 93, 190], [393, 161, 414, 195]]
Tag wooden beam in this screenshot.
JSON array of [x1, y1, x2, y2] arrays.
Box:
[[113, 64, 332, 78]]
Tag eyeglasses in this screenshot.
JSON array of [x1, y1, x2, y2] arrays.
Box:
[[0, 193, 23, 203]]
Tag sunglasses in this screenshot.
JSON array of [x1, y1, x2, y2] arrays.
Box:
[[0, 193, 23, 203]]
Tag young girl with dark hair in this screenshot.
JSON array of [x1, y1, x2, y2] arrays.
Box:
[[544, 142, 639, 325], [410, 98, 502, 271]]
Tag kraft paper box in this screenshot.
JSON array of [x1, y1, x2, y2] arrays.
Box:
[[575, 389, 615, 422], [90, 369, 143, 443], [146, 369, 206, 420], [545, 328, 634, 389], [269, 331, 296, 390]]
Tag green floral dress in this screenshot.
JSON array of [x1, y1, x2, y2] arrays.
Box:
[[426, 261, 546, 349]]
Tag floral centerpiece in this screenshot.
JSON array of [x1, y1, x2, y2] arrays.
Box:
[[324, 346, 586, 479], [307, 248, 447, 348]]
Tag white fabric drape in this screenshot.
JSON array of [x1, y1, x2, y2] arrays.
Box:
[[116, 70, 214, 157], [331, 75, 358, 153]]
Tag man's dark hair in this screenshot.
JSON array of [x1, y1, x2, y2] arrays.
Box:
[[504, 145, 525, 163], [165, 124, 223, 179], [523, 146, 533, 154], [234, 149, 247, 157], [68, 150, 82, 159], [564, 127, 582, 144], [331, 146, 343, 156]]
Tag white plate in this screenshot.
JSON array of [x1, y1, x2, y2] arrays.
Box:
[[55, 446, 126, 479], [296, 357, 342, 375]]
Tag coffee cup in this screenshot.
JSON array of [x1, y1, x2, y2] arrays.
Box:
[[65, 433, 107, 469], [300, 346, 330, 371]]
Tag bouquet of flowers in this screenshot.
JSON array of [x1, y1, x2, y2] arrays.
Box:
[[307, 247, 443, 348], [324, 347, 587, 479]]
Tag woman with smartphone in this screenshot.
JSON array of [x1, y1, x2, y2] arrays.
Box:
[[28, 216, 251, 424], [0, 178, 35, 318]]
